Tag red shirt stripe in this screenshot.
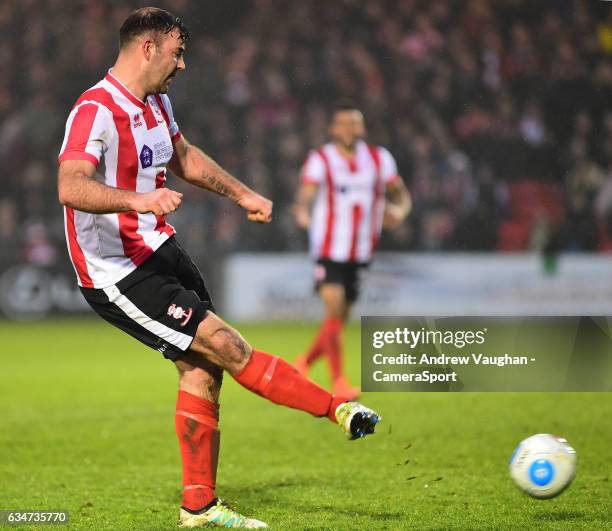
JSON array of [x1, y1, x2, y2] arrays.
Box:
[[154, 95, 170, 125], [143, 104, 158, 129], [318, 149, 335, 259], [59, 151, 99, 166], [349, 204, 363, 261], [367, 144, 383, 253], [154, 95, 182, 143], [335, 145, 358, 173], [65, 207, 94, 288], [104, 73, 146, 109], [59, 103, 100, 166], [300, 175, 319, 184], [154, 170, 174, 237]]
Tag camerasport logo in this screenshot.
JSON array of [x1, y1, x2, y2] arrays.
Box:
[[167, 303, 193, 327]]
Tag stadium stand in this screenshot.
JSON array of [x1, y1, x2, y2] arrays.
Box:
[[0, 0, 610, 271]]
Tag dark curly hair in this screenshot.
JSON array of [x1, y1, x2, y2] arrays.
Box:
[[119, 7, 189, 49]]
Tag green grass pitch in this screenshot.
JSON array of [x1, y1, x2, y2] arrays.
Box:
[[1, 319, 611, 530]]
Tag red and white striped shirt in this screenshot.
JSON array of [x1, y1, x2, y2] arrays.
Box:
[[58, 71, 182, 288], [301, 140, 400, 263]]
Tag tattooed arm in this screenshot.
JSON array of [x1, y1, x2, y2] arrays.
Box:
[[58, 159, 183, 215], [168, 135, 272, 223]]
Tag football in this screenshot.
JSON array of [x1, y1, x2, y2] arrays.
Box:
[[509, 434, 577, 499]]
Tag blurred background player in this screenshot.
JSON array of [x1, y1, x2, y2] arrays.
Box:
[[293, 102, 411, 398]]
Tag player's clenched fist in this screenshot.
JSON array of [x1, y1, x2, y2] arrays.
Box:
[[238, 192, 273, 223], [382, 203, 406, 230], [134, 188, 183, 215]]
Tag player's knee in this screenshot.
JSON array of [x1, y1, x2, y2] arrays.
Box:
[[176, 357, 223, 402], [327, 309, 344, 319], [180, 365, 221, 388], [209, 326, 252, 371], [324, 302, 345, 319], [321, 286, 347, 318]]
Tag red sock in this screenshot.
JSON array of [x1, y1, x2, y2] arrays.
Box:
[[304, 330, 325, 364], [175, 390, 220, 511], [321, 317, 344, 381], [233, 350, 347, 422], [304, 320, 330, 364], [305, 317, 340, 365]]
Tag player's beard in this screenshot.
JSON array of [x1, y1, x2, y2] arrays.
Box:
[[159, 72, 177, 94]]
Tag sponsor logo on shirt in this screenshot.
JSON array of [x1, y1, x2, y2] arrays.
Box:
[[154, 140, 173, 164]]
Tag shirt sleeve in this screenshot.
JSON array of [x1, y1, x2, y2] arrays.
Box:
[[300, 150, 326, 184], [58, 102, 111, 167], [378, 147, 401, 184], [157, 94, 181, 143]]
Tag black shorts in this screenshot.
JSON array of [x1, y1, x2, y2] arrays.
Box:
[[314, 259, 367, 304], [80, 237, 214, 361]]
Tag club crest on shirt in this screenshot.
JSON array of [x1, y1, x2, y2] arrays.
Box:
[[151, 102, 165, 124], [139, 144, 153, 168]]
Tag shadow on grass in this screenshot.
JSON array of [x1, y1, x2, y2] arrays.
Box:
[[533, 510, 588, 522], [223, 476, 312, 493], [297, 504, 404, 520], [165, 476, 311, 500], [218, 477, 404, 521]]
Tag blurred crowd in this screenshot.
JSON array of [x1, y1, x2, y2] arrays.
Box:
[[1, 0, 611, 270]]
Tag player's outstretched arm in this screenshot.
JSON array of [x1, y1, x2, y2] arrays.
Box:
[[383, 178, 412, 230], [58, 159, 183, 215], [168, 135, 272, 223], [292, 182, 318, 229]]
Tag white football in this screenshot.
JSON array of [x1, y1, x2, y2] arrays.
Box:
[[509, 434, 577, 499]]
